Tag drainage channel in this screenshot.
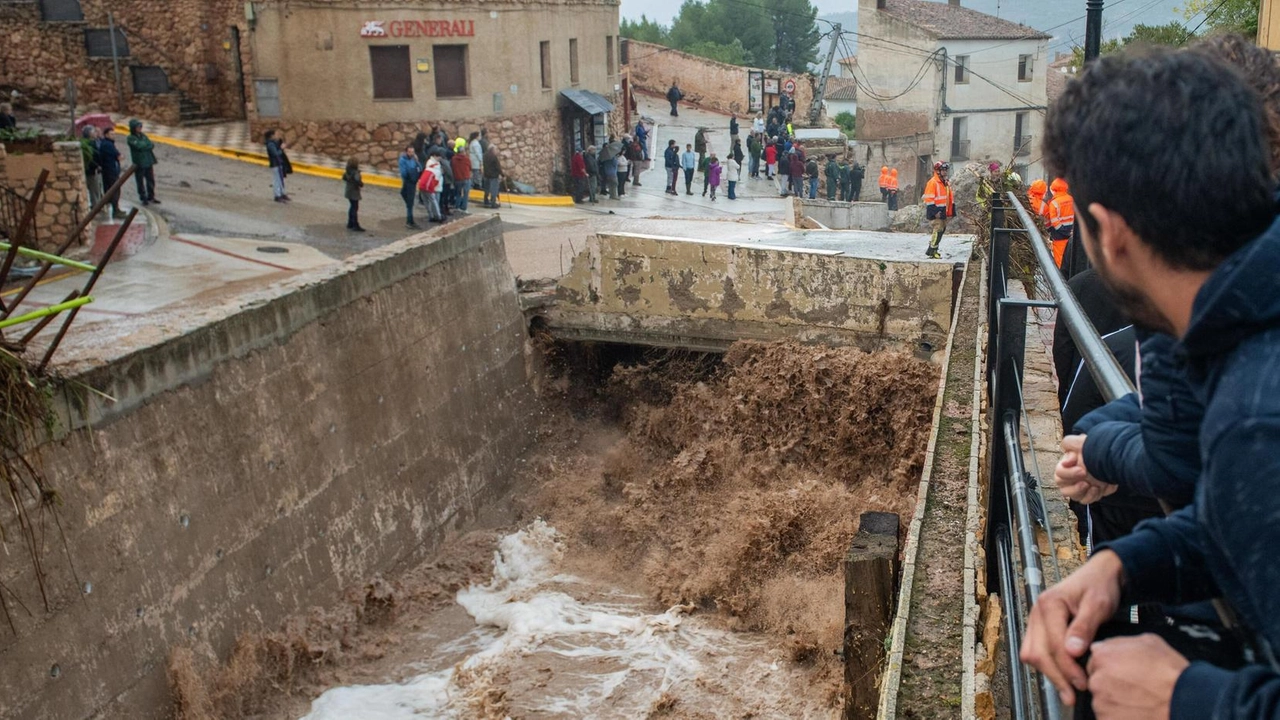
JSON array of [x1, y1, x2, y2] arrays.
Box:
[[173, 338, 944, 720]]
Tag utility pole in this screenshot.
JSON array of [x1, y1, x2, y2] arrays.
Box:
[[1084, 0, 1104, 63], [809, 23, 841, 125], [108, 12, 126, 112]]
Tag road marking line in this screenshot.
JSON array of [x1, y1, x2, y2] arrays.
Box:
[[171, 236, 296, 272]]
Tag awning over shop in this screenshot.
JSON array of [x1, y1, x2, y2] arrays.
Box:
[[560, 89, 615, 116]]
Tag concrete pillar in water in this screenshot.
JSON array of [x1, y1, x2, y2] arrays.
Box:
[[843, 511, 900, 720]]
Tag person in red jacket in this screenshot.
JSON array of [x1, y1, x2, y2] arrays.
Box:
[[450, 148, 473, 212], [570, 148, 588, 204], [764, 140, 778, 180]]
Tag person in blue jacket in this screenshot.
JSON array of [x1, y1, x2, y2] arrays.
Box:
[[398, 145, 422, 229], [1021, 48, 1280, 720]]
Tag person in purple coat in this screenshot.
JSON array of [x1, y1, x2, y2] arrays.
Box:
[[706, 154, 722, 201]]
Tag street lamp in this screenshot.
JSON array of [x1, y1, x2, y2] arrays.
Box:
[[1084, 0, 1104, 63]]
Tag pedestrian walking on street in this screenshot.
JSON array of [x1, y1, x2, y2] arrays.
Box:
[[584, 145, 600, 203], [664, 139, 680, 195], [97, 127, 125, 219], [571, 147, 588, 203], [451, 143, 472, 212], [706, 154, 722, 201], [667, 82, 684, 116], [725, 154, 740, 200], [482, 144, 502, 208], [398, 145, 422, 228], [729, 114, 740, 144], [126, 119, 159, 205], [81, 126, 103, 209], [681, 144, 697, 195], [342, 158, 365, 232]]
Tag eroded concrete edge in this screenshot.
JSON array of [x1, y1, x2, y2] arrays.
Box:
[[877, 255, 973, 719], [962, 261, 990, 720]]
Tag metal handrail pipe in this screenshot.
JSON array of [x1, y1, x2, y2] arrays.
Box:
[[996, 524, 1031, 720], [1003, 411, 1065, 720], [1005, 192, 1135, 402]]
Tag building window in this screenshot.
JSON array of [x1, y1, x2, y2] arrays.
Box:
[[1018, 54, 1034, 82], [954, 55, 969, 84], [606, 35, 615, 76], [951, 116, 969, 160], [131, 66, 170, 94], [369, 45, 412, 100], [1014, 111, 1031, 156], [84, 28, 130, 58], [540, 41, 551, 89], [569, 38, 579, 85], [620, 38, 629, 65], [39, 0, 83, 22], [433, 45, 468, 98], [254, 79, 280, 117]]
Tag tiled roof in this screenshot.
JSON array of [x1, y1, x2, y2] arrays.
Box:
[[878, 0, 1051, 41], [838, 54, 858, 66], [825, 77, 858, 101], [1046, 66, 1072, 105]]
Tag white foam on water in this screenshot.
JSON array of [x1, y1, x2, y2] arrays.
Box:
[[299, 520, 830, 719]]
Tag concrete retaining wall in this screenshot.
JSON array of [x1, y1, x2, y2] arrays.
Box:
[[547, 232, 954, 358], [0, 216, 536, 719], [793, 198, 891, 231]]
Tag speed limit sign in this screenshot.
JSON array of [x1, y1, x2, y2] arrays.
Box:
[[783, 78, 797, 94]]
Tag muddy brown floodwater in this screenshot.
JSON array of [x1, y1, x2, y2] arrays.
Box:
[[169, 339, 939, 720]]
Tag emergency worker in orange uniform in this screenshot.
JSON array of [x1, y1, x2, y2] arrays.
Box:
[[887, 168, 900, 211], [1028, 179, 1049, 219], [923, 161, 955, 258], [878, 165, 890, 203], [1046, 177, 1075, 267]]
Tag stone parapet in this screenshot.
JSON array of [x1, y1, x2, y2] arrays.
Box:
[[0, 141, 91, 251]]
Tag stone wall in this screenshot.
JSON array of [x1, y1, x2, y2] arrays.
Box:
[[0, 0, 247, 120], [858, 109, 932, 142], [625, 39, 818, 121], [253, 99, 620, 193], [0, 216, 538, 719], [0, 142, 91, 251], [855, 132, 936, 202], [547, 232, 955, 357]]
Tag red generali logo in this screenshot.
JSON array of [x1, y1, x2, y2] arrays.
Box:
[[360, 19, 476, 38]]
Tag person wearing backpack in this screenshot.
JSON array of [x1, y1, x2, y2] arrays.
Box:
[[418, 151, 444, 222]]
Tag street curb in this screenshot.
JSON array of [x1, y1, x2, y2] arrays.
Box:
[[115, 124, 576, 208]]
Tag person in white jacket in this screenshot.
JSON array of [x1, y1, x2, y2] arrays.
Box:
[[725, 156, 741, 200], [468, 131, 483, 174], [421, 152, 445, 221]]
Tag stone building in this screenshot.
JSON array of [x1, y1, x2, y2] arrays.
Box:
[[244, 0, 622, 192], [857, 0, 1049, 196], [0, 0, 249, 124]]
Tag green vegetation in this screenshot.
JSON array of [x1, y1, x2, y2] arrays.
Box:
[[1182, 0, 1260, 37], [621, 0, 820, 71], [834, 111, 856, 138], [1068, 22, 1198, 70]]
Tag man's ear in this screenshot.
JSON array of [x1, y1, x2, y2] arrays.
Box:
[[1088, 203, 1135, 267]]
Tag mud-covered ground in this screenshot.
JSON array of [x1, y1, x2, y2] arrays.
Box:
[[169, 340, 939, 719]]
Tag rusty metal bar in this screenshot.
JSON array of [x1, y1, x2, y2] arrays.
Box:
[[37, 207, 137, 372]]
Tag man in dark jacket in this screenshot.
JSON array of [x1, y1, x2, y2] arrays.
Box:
[[98, 127, 125, 219], [850, 162, 865, 202], [570, 148, 587, 203], [482, 144, 502, 208], [1021, 49, 1280, 720], [126, 119, 158, 205], [825, 155, 839, 201], [667, 82, 683, 116], [663, 139, 680, 195], [583, 146, 600, 204], [265, 130, 291, 203]]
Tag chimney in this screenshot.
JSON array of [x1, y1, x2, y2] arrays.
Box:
[[949, 0, 960, 5]]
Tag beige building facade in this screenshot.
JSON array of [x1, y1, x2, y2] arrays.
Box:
[[1261, 0, 1280, 50], [246, 0, 622, 191]]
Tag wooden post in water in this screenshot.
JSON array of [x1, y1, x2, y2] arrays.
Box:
[[843, 511, 900, 720]]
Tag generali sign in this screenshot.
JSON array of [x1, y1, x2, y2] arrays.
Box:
[[360, 20, 476, 38]]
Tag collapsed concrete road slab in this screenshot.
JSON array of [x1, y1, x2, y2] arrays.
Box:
[[539, 228, 972, 361]]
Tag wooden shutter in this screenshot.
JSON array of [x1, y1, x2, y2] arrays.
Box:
[[433, 45, 468, 98], [370, 45, 412, 100]]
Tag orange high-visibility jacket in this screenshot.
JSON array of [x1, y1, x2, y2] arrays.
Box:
[[1047, 179, 1074, 267], [1028, 179, 1047, 216], [887, 169, 899, 191], [923, 175, 954, 216], [878, 166, 890, 190]]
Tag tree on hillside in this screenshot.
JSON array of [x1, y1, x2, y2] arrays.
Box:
[[621, 15, 670, 44], [626, 0, 819, 69], [1068, 22, 1195, 70], [769, 0, 821, 71], [1182, 0, 1260, 37]]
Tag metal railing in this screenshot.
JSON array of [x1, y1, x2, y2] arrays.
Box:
[[983, 191, 1137, 720]]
